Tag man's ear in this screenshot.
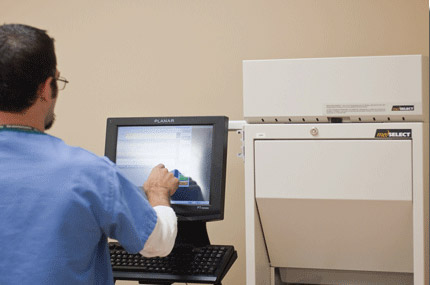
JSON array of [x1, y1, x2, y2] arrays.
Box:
[[37, 77, 54, 102]]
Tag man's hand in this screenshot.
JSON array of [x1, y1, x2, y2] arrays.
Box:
[[143, 164, 179, 207]]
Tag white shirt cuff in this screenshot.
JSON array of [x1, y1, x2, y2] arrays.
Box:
[[139, 206, 177, 257]]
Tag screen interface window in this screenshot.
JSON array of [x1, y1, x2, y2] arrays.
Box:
[[116, 125, 213, 205]]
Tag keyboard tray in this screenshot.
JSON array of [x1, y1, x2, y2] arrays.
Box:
[[109, 242, 237, 284]]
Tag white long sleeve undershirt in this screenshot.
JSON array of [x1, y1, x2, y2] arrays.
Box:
[[139, 206, 177, 257]]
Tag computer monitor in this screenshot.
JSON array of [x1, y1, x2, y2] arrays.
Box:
[[105, 116, 229, 222]]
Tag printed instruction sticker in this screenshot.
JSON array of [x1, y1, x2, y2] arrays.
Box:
[[325, 104, 386, 115]]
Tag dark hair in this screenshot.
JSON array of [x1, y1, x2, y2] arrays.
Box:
[[0, 24, 57, 112]]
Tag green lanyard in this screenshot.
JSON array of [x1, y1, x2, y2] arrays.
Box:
[[0, 124, 42, 133]]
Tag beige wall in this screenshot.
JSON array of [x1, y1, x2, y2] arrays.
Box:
[[1, 1, 428, 284]]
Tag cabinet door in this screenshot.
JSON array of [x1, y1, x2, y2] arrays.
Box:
[[255, 139, 413, 272]]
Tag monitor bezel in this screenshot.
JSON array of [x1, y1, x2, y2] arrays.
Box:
[[105, 116, 228, 222]]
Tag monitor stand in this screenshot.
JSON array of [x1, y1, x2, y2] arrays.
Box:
[[175, 221, 210, 247]]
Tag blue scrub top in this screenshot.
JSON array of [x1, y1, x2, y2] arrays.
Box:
[[0, 129, 157, 285]]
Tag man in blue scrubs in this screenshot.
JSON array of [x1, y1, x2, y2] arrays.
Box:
[[0, 24, 179, 284]]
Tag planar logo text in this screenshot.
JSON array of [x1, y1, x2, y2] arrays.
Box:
[[154, 119, 175, 124]]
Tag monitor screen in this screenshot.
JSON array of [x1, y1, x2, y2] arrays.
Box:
[[105, 116, 228, 222], [116, 125, 213, 205]]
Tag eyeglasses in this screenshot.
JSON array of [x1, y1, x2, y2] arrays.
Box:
[[56, 76, 69, 90]]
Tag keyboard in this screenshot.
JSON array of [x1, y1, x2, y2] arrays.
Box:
[[109, 242, 237, 284]]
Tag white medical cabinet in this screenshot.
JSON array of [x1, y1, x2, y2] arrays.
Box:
[[241, 55, 429, 285]]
